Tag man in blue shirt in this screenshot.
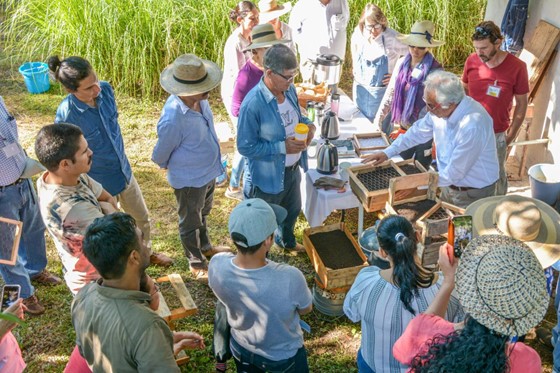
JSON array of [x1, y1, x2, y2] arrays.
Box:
[[152, 54, 231, 282], [237, 44, 315, 252], [50, 55, 172, 267]]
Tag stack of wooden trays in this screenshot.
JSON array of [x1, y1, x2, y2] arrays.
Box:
[[352, 132, 390, 158]]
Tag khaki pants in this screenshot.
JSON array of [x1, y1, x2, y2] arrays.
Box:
[[116, 174, 151, 245], [440, 182, 497, 209], [495, 132, 508, 195]]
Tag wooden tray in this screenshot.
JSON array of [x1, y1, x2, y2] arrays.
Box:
[[303, 223, 367, 290], [0, 216, 22, 266], [349, 160, 401, 212], [352, 132, 390, 158]]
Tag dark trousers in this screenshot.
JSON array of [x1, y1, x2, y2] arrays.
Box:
[[173, 180, 215, 269], [399, 138, 433, 170], [230, 337, 309, 373], [244, 167, 301, 249]]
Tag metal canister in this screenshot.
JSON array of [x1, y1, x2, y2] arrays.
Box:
[[306, 101, 315, 123], [315, 102, 325, 128]]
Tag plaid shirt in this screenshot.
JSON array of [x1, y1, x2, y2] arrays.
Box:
[[0, 96, 26, 186]]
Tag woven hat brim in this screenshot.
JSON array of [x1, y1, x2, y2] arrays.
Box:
[[160, 59, 223, 96], [259, 3, 292, 24], [456, 235, 549, 337], [466, 196, 560, 268], [243, 38, 290, 52], [396, 34, 444, 48]]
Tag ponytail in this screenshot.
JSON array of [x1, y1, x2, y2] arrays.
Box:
[[47, 55, 93, 92], [377, 215, 434, 314], [229, 1, 257, 24]]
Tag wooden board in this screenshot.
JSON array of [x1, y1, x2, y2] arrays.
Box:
[[156, 274, 198, 321], [518, 20, 560, 101], [0, 216, 22, 266]]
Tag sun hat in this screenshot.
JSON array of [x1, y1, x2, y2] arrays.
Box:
[[258, 0, 292, 24], [229, 198, 287, 248], [397, 20, 444, 48], [160, 54, 222, 96], [243, 23, 290, 52], [466, 195, 560, 268], [456, 235, 549, 337]]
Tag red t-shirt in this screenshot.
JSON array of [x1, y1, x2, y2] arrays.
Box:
[[393, 314, 542, 373], [462, 52, 529, 133]]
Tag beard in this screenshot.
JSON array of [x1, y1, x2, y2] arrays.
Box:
[[479, 47, 497, 62]]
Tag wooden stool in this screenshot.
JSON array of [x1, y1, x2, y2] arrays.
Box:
[[156, 274, 198, 366]]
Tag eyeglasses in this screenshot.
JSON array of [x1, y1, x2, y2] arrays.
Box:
[[273, 70, 297, 83], [409, 45, 427, 50], [365, 23, 382, 31], [422, 96, 449, 111]]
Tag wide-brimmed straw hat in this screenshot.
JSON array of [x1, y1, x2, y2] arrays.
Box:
[[397, 20, 444, 48], [160, 54, 222, 96], [243, 23, 290, 52], [466, 195, 560, 268], [258, 0, 292, 24], [456, 235, 548, 337]]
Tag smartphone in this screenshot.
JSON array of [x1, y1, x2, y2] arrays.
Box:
[[447, 215, 473, 259], [1, 284, 21, 312]]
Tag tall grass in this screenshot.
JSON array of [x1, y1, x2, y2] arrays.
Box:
[[2, 0, 486, 99]]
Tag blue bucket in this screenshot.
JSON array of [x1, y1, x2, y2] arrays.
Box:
[[18, 62, 50, 94]]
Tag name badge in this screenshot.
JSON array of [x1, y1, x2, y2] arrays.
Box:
[[2, 142, 20, 158], [411, 67, 423, 79], [486, 81, 501, 98]]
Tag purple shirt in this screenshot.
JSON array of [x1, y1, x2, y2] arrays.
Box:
[[231, 61, 263, 117]]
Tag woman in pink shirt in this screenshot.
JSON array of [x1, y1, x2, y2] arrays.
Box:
[[393, 236, 547, 373]]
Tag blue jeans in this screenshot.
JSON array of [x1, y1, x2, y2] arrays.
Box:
[[244, 166, 301, 249], [0, 179, 47, 298], [230, 337, 309, 373], [229, 151, 246, 189], [357, 349, 375, 373]]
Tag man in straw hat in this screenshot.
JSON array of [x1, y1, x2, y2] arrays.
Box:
[[237, 44, 316, 252], [463, 21, 529, 197], [363, 70, 499, 208], [209, 198, 312, 372], [226, 23, 291, 201], [152, 54, 231, 282], [394, 235, 548, 370]]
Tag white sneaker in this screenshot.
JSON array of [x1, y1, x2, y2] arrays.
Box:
[[225, 187, 244, 201]]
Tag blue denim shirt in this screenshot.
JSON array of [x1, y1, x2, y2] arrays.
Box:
[[237, 79, 312, 194], [152, 95, 222, 189], [55, 81, 132, 196]]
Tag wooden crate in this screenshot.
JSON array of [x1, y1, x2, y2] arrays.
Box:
[[348, 160, 406, 212], [0, 216, 22, 266], [303, 223, 368, 290], [417, 201, 465, 242], [352, 132, 390, 158]]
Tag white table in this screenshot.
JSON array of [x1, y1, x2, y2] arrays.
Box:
[[302, 91, 378, 234]]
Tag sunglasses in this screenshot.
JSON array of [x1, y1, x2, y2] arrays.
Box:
[[365, 23, 383, 31], [422, 96, 449, 111], [474, 26, 491, 37], [409, 45, 427, 50], [273, 70, 297, 83]]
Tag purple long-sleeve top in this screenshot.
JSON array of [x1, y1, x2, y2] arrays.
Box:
[[231, 60, 264, 117]]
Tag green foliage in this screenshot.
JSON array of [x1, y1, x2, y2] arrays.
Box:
[[3, 0, 485, 99]]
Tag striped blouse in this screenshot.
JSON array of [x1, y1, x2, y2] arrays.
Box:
[[344, 266, 464, 372]]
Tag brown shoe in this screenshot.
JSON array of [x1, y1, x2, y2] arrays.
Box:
[[203, 246, 232, 259], [150, 252, 173, 267], [285, 243, 306, 253], [23, 294, 45, 316], [190, 267, 208, 284], [31, 270, 62, 286]]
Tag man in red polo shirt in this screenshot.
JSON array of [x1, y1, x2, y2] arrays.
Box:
[[462, 21, 529, 196]]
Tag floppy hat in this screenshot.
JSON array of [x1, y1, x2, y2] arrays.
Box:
[[229, 198, 287, 248], [258, 0, 292, 24], [397, 20, 444, 48], [160, 54, 222, 96], [456, 235, 548, 337], [466, 195, 560, 268], [243, 23, 290, 52]]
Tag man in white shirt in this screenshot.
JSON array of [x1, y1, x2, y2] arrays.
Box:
[[289, 0, 349, 63], [363, 70, 498, 208]]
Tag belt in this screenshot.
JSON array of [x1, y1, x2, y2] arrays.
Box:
[[0, 178, 24, 189], [285, 163, 300, 171]]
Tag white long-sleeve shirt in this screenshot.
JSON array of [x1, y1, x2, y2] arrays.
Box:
[[384, 96, 499, 188], [289, 0, 349, 62]]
